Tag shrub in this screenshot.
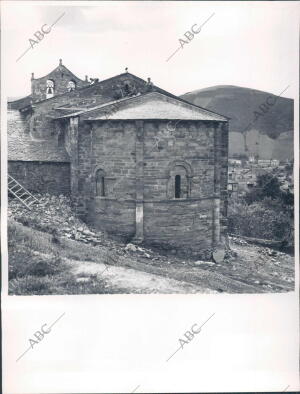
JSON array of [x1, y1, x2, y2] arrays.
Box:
[[9, 275, 56, 295], [228, 201, 291, 240], [25, 255, 63, 277], [229, 173, 294, 243], [9, 246, 64, 279]]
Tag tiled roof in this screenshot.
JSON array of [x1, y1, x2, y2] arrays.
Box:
[[8, 131, 70, 162], [78, 92, 227, 122], [8, 71, 228, 121], [8, 95, 32, 110], [9, 72, 143, 111], [53, 95, 142, 119]]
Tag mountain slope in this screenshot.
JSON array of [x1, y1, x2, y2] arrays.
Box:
[[181, 85, 294, 160]]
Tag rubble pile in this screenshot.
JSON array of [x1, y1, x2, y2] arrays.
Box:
[[124, 243, 152, 258], [8, 194, 106, 245], [230, 235, 288, 258], [125, 242, 173, 263], [230, 236, 248, 246]]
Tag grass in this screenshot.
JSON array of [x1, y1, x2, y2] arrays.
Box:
[[8, 220, 118, 295], [8, 218, 295, 295]]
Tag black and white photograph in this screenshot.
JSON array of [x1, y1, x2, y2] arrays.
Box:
[[1, 1, 299, 393], [4, 2, 297, 296]]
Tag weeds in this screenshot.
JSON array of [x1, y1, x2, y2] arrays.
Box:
[[8, 220, 114, 295]]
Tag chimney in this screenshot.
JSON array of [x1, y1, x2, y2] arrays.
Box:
[[31, 72, 34, 80], [59, 58, 62, 66], [85, 75, 88, 82]]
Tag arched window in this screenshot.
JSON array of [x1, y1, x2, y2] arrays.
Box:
[[169, 166, 188, 199], [46, 80, 55, 99], [95, 169, 105, 197], [167, 161, 192, 199], [67, 80, 76, 92], [175, 175, 181, 198]]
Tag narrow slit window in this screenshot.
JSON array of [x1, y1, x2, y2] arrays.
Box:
[[57, 131, 65, 146], [175, 175, 181, 198], [96, 170, 105, 197]]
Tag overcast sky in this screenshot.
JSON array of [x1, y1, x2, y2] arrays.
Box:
[[2, 1, 299, 99]]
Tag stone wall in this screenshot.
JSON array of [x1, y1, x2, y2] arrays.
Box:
[[77, 120, 137, 231], [8, 109, 70, 163], [142, 120, 216, 199], [8, 109, 30, 136], [87, 198, 136, 239], [141, 120, 220, 252], [8, 161, 70, 195], [75, 118, 228, 255], [144, 198, 214, 255], [217, 122, 229, 237]]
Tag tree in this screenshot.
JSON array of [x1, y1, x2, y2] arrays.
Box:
[[229, 173, 294, 242], [245, 174, 282, 204]]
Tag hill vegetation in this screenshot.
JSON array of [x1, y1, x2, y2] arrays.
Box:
[[181, 85, 294, 160]]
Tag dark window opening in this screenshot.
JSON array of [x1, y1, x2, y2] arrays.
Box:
[[175, 175, 181, 198], [96, 170, 105, 197], [58, 131, 65, 146], [124, 83, 130, 95]]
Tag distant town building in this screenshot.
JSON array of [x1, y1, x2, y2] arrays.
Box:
[[270, 159, 280, 166], [248, 155, 256, 163], [227, 156, 294, 200], [227, 165, 256, 198], [227, 181, 238, 198], [228, 158, 242, 166], [257, 159, 280, 167]]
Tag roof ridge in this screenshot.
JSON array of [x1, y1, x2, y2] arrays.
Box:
[[33, 62, 87, 83], [54, 92, 145, 119], [53, 91, 228, 121]]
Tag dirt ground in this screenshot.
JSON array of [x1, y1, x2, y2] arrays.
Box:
[[63, 236, 294, 294], [8, 195, 295, 294], [68, 259, 217, 294]]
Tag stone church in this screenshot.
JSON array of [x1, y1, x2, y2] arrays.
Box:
[[8, 59, 229, 257]]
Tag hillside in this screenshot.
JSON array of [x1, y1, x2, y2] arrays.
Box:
[[181, 85, 294, 160], [8, 195, 294, 295]]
